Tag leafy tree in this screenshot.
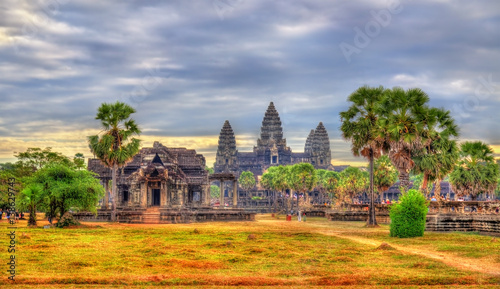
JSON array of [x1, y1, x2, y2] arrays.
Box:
[[205, 166, 214, 174], [210, 185, 220, 199], [15, 147, 72, 171], [337, 167, 368, 204], [411, 173, 433, 198], [316, 169, 339, 204], [271, 165, 291, 214], [88, 101, 141, 221], [450, 141, 499, 200], [373, 155, 398, 199], [288, 163, 316, 214], [340, 85, 386, 226], [389, 189, 428, 238], [260, 168, 276, 212], [21, 164, 105, 226], [73, 153, 86, 170], [0, 170, 20, 211], [239, 171, 256, 200]]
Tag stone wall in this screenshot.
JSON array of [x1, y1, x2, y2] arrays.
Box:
[[326, 201, 500, 233]]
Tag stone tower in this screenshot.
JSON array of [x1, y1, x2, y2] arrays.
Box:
[[311, 122, 331, 169], [215, 120, 238, 172], [304, 129, 315, 154], [254, 102, 291, 165]]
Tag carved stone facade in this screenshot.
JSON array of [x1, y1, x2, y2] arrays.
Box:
[[88, 141, 210, 209], [214, 102, 333, 178]]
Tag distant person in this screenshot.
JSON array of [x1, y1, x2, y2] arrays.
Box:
[[302, 212, 306, 222], [297, 210, 301, 222]]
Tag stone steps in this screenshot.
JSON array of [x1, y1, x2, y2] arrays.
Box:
[[142, 206, 161, 223]]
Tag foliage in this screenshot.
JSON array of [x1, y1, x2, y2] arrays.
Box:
[[373, 155, 398, 194], [450, 141, 499, 200], [378, 88, 438, 189], [288, 163, 316, 194], [22, 163, 105, 226], [389, 189, 429, 238], [411, 173, 433, 197], [18, 183, 45, 226], [316, 169, 339, 200], [337, 167, 368, 204], [0, 169, 20, 211], [88, 101, 141, 221], [15, 147, 73, 171], [239, 171, 256, 191], [210, 185, 220, 199], [205, 166, 214, 174], [73, 153, 86, 170]]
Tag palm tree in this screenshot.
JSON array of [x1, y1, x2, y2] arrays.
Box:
[[378, 87, 433, 190], [239, 171, 256, 206], [273, 165, 291, 214], [450, 141, 499, 200], [340, 85, 386, 226], [412, 108, 459, 199], [88, 101, 141, 222]]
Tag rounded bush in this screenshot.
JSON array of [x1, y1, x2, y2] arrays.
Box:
[[389, 189, 429, 238]]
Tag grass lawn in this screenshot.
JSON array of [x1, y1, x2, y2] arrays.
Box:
[[1, 214, 499, 288]]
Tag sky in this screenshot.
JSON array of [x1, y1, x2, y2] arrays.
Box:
[[0, 0, 499, 167]]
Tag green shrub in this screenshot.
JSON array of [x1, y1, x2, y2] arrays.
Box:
[[389, 189, 428, 238]]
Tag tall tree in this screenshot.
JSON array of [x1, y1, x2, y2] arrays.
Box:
[[373, 155, 398, 200], [288, 163, 316, 215], [337, 167, 368, 205], [316, 169, 339, 205], [450, 141, 499, 200], [378, 87, 433, 189], [340, 85, 385, 226], [239, 171, 256, 204], [73, 153, 86, 170], [273, 165, 291, 214], [412, 108, 459, 199], [20, 163, 105, 226], [88, 101, 141, 221]]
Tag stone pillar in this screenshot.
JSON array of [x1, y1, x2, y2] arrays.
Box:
[[178, 184, 184, 207], [165, 182, 170, 207], [103, 179, 109, 210], [233, 180, 238, 208], [219, 180, 224, 207], [161, 181, 166, 207], [140, 181, 147, 208]]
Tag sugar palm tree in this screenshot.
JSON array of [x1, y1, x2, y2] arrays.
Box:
[[450, 141, 499, 200], [378, 87, 432, 190], [340, 85, 386, 226], [412, 108, 459, 198], [88, 101, 141, 222]]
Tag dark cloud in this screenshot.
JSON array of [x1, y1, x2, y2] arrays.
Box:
[[0, 0, 499, 163]]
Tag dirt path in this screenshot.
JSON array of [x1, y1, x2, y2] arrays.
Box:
[[319, 230, 500, 277]]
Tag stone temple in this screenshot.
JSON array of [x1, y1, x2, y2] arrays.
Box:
[[214, 101, 332, 178], [83, 141, 254, 223]]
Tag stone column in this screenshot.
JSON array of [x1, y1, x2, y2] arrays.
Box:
[[219, 180, 224, 207], [233, 180, 238, 208], [178, 184, 184, 207], [140, 181, 147, 208]]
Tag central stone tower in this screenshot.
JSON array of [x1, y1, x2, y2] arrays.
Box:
[[254, 102, 292, 165]]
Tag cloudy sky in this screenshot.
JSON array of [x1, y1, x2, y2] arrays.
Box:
[[1, 0, 499, 166]]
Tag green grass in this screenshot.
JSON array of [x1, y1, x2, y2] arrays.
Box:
[[1, 215, 499, 288]]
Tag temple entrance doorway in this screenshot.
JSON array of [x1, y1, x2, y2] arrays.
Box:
[[152, 189, 161, 206]]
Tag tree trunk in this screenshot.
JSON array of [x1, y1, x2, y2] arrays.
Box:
[[421, 172, 429, 197], [399, 170, 410, 192], [111, 163, 117, 222], [367, 151, 378, 227], [28, 205, 37, 226], [434, 179, 442, 201]]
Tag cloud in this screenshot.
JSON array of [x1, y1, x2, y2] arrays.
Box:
[[0, 0, 499, 166]]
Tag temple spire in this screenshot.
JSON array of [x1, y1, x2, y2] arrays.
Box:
[[257, 102, 286, 149], [215, 120, 237, 172]]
